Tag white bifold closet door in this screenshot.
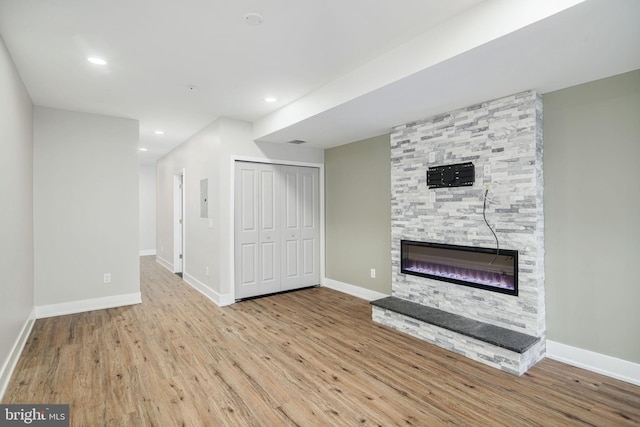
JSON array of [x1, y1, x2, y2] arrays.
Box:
[[235, 162, 319, 299]]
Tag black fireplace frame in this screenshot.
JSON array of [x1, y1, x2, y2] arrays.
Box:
[[400, 240, 518, 296]]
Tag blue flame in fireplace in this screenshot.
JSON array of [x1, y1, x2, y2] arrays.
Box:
[[404, 261, 515, 290]]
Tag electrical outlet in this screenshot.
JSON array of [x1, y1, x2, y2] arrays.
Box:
[[370, 268, 376, 279], [103, 273, 111, 284], [430, 192, 436, 203], [429, 152, 436, 163], [205, 266, 209, 276], [484, 182, 491, 192], [484, 164, 491, 177]]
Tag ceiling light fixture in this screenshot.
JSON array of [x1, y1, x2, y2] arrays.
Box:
[[264, 97, 277, 103], [87, 57, 107, 65], [139, 148, 148, 151], [154, 130, 165, 135]]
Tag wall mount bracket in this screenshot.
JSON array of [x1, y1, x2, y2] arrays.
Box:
[[427, 162, 475, 188]]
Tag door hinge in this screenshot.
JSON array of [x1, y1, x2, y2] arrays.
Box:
[[179, 254, 183, 259]]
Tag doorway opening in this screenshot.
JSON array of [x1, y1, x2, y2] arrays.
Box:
[[174, 171, 185, 275]]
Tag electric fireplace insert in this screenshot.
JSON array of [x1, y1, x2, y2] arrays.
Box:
[[401, 240, 518, 296]]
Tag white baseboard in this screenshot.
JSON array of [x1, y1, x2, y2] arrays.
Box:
[[183, 273, 234, 307], [323, 278, 389, 301], [0, 308, 36, 401], [155, 255, 173, 272], [546, 340, 640, 386], [35, 293, 142, 319], [139, 249, 157, 256], [218, 293, 235, 306]]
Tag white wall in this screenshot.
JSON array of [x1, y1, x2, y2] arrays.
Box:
[[33, 107, 141, 313], [157, 117, 323, 304], [156, 120, 221, 297], [0, 35, 35, 397], [139, 164, 157, 255]]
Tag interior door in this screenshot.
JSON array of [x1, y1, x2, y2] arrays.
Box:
[[174, 172, 184, 273], [257, 165, 280, 294], [298, 166, 320, 287], [281, 166, 320, 291], [280, 166, 301, 291], [235, 162, 280, 299]]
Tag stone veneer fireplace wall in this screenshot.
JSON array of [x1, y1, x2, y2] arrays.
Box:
[[374, 90, 545, 374]]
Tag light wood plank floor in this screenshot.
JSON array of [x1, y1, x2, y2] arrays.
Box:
[[3, 256, 640, 426]]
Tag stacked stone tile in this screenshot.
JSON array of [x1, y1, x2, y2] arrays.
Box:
[[374, 90, 546, 375]]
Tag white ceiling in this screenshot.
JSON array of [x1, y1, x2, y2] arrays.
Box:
[[1, 0, 639, 163]]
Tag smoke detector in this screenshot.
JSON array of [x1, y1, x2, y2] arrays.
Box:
[[244, 13, 264, 26]]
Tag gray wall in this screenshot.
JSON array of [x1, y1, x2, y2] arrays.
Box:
[[544, 70, 640, 364], [325, 134, 392, 295], [0, 35, 34, 394], [34, 107, 140, 306]]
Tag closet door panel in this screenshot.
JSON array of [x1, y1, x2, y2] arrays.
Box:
[[240, 243, 257, 286], [235, 165, 260, 298], [283, 170, 299, 231], [284, 240, 299, 276], [281, 167, 302, 290], [261, 241, 276, 282], [239, 168, 257, 233], [235, 162, 281, 298], [257, 166, 280, 294], [302, 238, 315, 275], [259, 169, 276, 232], [299, 167, 320, 286]]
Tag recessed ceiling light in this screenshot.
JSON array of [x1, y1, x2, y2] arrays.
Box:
[[139, 148, 148, 152], [154, 130, 164, 135], [264, 97, 277, 103], [87, 57, 107, 65]]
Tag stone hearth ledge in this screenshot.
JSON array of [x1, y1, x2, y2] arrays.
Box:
[[371, 296, 539, 353]]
